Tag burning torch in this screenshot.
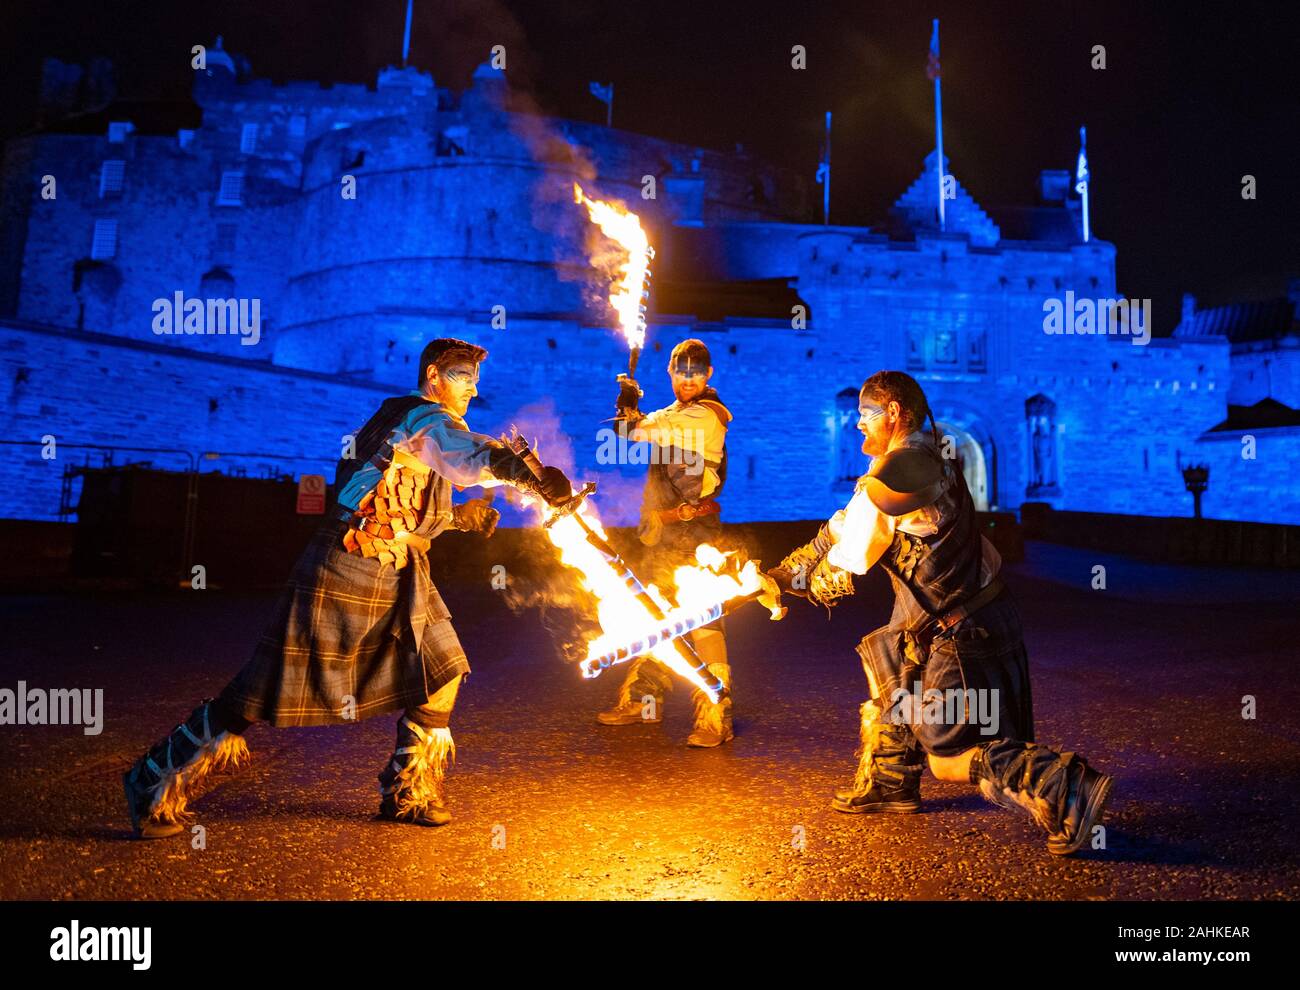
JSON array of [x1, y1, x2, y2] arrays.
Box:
[[572, 183, 655, 415]]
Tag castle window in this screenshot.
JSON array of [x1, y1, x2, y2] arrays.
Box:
[[907, 324, 925, 370], [834, 388, 862, 485], [200, 267, 235, 300], [98, 160, 125, 198], [217, 171, 244, 206], [438, 127, 467, 156], [90, 220, 118, 260], [213, 223, 237, 258], [107, 121, 133, 143], [178, 129, 196, 151], [289, 114, 307, 138], [968, 329, 987, 371], [240, 123, 258, 154]]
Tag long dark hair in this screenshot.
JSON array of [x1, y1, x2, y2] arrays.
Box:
[[860, 370, 941, 445]]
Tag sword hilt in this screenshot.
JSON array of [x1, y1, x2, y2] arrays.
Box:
[[543, 481, 597, 530]]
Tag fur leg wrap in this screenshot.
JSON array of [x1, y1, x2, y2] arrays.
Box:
[[851, 700, 922, 795], [378, 718, 455, 818], [616, 656, 672, 708], [970, 740, 1078, 834], [133, 700, 250, 827], [690, 662, 732, 736]]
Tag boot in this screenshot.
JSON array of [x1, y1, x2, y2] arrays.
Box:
[[969, 740, 1114, 856], [123, 699, 250, 839], [597, 658, 666, 725], [377, 716, 454, 827], [686, 663, 734, 748], [597, 696, 663, 725], [831, 700, 922, 814]]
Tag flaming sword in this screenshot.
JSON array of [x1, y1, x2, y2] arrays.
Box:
[[580, 585, 784, 678], [506, 432, 729, 702]]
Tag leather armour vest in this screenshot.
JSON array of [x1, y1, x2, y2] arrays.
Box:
[[876, 437, 983, 619], [337, 395, 446, 571]]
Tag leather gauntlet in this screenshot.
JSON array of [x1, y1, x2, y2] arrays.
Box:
[[808, 556, 855, 607], [452, 498, 499, 537]]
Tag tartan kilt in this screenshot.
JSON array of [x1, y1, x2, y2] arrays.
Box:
[[218, 520, 471, 727], [856, 587, 1034, 758]]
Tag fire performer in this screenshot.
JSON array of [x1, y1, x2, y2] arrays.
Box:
[[595, 338, 735, 747], [122, 338, 573, 837], [769, 371, 1112, 855]]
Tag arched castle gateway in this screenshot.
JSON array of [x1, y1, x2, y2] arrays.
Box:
[[1, 41, 1298, 524]]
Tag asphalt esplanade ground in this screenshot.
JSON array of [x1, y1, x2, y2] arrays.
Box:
[[1, 541, 1297, 900]]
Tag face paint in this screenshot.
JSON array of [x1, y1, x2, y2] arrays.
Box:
[[434, 362, 480, 415], [669, 357, 711, 402], [443, 365, 480, 387], [857, 396, 892, 457], [671, 358, 709, 380], [858, 399, 886, 431]]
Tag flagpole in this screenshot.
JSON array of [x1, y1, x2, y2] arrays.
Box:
[[401, 0, 413, 67], [608, 83, 614, 128], [823, 111, 831, 224], [931, 18, 945, 232]]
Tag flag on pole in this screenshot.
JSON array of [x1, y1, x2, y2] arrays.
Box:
[[1075, 125, 1091, 242], [926, 20, 941, 80], [589, 81, 614, 127], [1075, 126, 1089, 194], [815, 111, 831, 224]]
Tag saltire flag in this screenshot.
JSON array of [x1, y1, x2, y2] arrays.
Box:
[[589, 81, 614, 105], [1075, 125, 1089, 195]]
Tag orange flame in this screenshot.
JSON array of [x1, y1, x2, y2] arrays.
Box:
[[533, 494, 757, 700], [573, 182, 652, 351], [580, 543, 763, 672]]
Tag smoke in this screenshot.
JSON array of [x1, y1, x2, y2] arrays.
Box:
[[501, 571, 601, 666], [500, 396, 575, 477]]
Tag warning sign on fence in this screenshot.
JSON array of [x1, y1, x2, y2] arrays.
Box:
[[296, 474, 327, 514]]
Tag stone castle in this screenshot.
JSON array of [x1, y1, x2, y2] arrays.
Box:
[[2, 39, 1297, 525]]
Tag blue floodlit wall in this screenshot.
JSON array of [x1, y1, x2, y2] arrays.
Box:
[[2, 51, 1298, 526]]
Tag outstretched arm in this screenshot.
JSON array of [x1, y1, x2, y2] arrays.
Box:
[[770, 483, 898, 607], [400, 408, 571, 504]]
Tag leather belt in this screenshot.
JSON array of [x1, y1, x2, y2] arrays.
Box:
[[656, 499, 721, 524], [931, 577, 1005, 635]]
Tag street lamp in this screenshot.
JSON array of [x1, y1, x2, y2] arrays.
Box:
[[1181, 463, 1210, 520]]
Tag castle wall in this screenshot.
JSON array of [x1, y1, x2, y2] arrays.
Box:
[[1, 56, 1292, 529]]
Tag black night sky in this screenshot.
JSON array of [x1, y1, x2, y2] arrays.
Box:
[[2, 0, 1295, 334]]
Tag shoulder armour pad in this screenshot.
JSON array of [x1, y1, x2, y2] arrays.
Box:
[[865, 446, 945, 516], [696, 399, 733, 425]]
